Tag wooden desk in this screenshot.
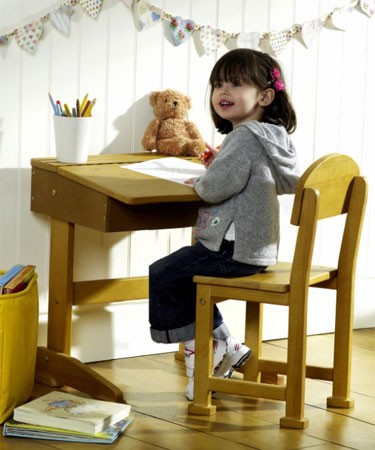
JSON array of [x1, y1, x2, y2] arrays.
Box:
[[31, 153, 201, 401]]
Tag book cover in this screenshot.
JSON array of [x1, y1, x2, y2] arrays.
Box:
[[13, 391, 131, 435], [3, 417, 133, 444], [0, 264, 25, 294], [3, 265, 35, 294]]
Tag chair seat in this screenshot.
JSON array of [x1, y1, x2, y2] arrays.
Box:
[[194, 261, 337, 293]]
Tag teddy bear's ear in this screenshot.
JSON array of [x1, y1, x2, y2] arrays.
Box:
[[185, 95, 192, 109], [149, 91, 160, 106]]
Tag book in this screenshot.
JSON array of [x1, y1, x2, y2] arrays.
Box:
[[0, 264, 25, 294], [13, 391, 131, 435], [3, 265, 35, 294], [3, 417, 133, 444]]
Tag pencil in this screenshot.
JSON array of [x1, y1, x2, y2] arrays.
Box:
[[63, 103, 72, 117], [84, 98, 96, 117]]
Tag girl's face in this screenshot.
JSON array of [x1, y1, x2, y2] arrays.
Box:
[[211, 80, 264, 127]]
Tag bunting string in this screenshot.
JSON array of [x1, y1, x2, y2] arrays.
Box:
[[0, 0, 373, 55]]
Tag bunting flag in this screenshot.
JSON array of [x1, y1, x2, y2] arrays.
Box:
[[269, 29, 294, 57], [300, 19, 323, 49], [199, 26, 229, 55], [169, 16, 195, 46], [134, 0, 162, 31], [357, 0, 375, 16], [14, 19, 44, 54], [236, 32, 261, 50], [80, 0, 103, 19], [49, 5, 74, 36], [0, 0, 373, 55], [326, 3, 355, 30]]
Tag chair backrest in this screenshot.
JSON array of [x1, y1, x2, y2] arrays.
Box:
[[289, 153, 367, 290]]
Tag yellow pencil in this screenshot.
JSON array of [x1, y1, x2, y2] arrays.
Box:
[[84, 98, 96, 117], [63, 103, 72, 117], [80, 93, 89, 111]]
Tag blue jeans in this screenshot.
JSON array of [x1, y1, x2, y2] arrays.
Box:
[[149, 240, 266, 343]]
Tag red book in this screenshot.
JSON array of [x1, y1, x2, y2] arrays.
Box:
[[3, 265, 35, 294]]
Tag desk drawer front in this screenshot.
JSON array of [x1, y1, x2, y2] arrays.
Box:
[[31, 168, 109, 231]]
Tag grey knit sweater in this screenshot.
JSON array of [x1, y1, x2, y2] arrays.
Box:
[[193, 121, 299, 266]]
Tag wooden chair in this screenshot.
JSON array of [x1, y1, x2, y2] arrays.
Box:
[[188, 153, 367, 429]]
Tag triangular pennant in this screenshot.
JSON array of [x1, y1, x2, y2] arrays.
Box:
[[326, 4, 355, 30], [49, 5, 74, 36], [122, 0, 134, 7], [269, 29, 293, 56], [169, 16, 195, 46], [80, 0, 103, 19], [300, 19, 323, 49], [236, 32, 261, 50], [199, 26, 228, 55], [134, 0, 162, 31], [15, 19, 43, 53], [357, 0, 375, 17]]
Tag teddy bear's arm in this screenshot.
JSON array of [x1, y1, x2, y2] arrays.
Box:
[[185, 121, 204, 140], [142, 119, 161, 150]]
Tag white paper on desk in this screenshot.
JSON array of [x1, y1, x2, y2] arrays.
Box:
[[120, 157, 206, 185]]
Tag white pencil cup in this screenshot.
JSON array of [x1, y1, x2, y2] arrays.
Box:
[[53, 115, 93, 164]]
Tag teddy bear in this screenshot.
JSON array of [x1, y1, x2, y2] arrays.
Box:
[[142, 89, 205, 157]]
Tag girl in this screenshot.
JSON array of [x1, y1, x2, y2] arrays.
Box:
[[148, 48, 299, 400]]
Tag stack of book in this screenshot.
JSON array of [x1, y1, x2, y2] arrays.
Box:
[[0, 264, 36, 294], [3, 391, 133, 444]]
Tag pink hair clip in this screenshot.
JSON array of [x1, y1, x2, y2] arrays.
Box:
[[269, 67, 285, 92]]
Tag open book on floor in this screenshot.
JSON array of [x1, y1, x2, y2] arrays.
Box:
[[12, 391, 131, 435]]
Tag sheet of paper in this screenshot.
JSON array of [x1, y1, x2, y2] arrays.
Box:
[[120, 157, 206, 185]]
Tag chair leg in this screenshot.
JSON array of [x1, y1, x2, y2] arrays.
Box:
[[280, 293, 309, 429], [174, 343, 185, 362], [188, 284, 216, 416], [243, 302, 262, 382], [327, 288, 355, 408]]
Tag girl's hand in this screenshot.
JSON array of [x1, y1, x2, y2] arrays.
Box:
[[200, 143, 219, 168], [184, 177, 198, 185]]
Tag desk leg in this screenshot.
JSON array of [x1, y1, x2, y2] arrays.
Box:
[[35, 347, 125, 403], [36, 218, 124, 403], [47, 218, 74, 354]]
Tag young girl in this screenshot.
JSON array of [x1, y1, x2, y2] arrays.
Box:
[[148, 48, 299, 400]]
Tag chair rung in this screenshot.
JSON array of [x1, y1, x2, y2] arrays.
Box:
[[256, 360, 333, 381], [258, 359, 287, 374], [306, 365, 333, 381], [208, 376, 286, 401]]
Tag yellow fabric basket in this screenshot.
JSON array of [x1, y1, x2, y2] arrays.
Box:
[[0, 273, 39, 423]]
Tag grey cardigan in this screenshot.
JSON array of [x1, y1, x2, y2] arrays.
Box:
[[193, 121, 299, 266]]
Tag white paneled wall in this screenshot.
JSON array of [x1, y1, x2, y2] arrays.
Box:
[[1, 0, 374, 362]]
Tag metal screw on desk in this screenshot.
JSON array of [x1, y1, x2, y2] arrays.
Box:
[[52, 189, 57, 196], [199, 298, 206, 305]]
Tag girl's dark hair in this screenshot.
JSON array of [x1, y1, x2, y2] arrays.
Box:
[[209, 48, 297, 134]]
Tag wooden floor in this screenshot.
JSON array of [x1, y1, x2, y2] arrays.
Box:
[[1, 328, 374, 449]]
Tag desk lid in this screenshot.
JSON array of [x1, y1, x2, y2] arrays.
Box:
[[31, 153, 201, 205]]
